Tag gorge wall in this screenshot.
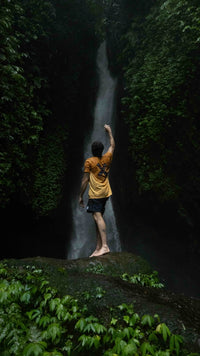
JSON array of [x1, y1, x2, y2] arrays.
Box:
[[1, 0, 200, 298]]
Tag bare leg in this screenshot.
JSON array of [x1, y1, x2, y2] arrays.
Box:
[[89, 221, 102, 257], [90, 212, 110, 257], [95, 221, 102, 250]]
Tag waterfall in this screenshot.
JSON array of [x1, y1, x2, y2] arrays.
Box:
[[67, 41, 121, 259]]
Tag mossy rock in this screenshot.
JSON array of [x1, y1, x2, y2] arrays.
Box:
[[65, 251, 152, 276], [4, 252, 200, 353], [17, 251, 152, 276]]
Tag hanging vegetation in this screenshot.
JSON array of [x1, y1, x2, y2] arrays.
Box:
[[0, 0, 102, 215]]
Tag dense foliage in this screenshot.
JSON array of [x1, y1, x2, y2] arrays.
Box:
[[31, 127, 68, 216], [0, 262, 196, 356], [104, 0, 155, 75], [0, 0, 102, 215], [110, 0, 200, 218], [0, 0, 51, 207], [2, 0, 200, 221]]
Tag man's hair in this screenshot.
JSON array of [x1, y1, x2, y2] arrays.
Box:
[[91, 141, 104, 158]]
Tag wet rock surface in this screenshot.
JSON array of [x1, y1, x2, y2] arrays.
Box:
[[5, 252, 200, 353]]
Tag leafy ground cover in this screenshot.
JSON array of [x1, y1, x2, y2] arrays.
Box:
[[0, 259, 199, 356]]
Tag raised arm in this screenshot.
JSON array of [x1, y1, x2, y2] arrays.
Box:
[[104, 124, 115, 154]]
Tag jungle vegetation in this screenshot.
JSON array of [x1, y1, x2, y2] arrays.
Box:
[[105, 0, 200, 224], [0, 261, 196, 355], [0, 0, 103, 215], [1, 0, 200, 227]]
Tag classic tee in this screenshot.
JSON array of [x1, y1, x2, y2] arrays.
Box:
[[84, 152, 113, 199]]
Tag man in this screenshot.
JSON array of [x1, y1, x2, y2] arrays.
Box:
[[79, 124, 115, 257]]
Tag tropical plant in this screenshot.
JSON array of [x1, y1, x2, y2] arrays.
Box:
[[0, 261, 194, 355], [121, 271, 164, 288]]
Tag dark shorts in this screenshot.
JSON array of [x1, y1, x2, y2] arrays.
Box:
[[86, 198, 109, 215]]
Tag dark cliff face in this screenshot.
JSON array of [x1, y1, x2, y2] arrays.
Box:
[[109, 83, 200, 298], [1, 200, 69, 259], [1, 53, 99, 261]]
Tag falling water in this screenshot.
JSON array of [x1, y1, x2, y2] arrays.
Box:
[[67, 41, 121, 259]]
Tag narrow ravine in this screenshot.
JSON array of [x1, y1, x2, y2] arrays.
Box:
[[67, 41, 121, 259]]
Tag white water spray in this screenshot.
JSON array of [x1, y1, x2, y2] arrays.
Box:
[[67, 42, 121, 259]]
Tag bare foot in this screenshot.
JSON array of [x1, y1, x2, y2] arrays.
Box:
[[89, 244, 102, 257], [91, 246, 110, 257], [89, 248, 100, 257], [89, 251, 97, 258]]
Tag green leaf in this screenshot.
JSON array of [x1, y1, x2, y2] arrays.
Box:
[[75, 318, 86, 332], [115, 339, 127, 353], [78, 334, 87, 347], [38, 314, 51, 328], [22, 342, 46, 356], [141, 314, 155, 327], [111, 317, 118, 325], [62, 339, 73, 354], [45, 323, 63, 343], [84, 322, 96, 333], [95, 287, 106, 299], [123, 341, 138, 355], [56, 303, 67, 320], [20, 291, 31, 304], [129, 313, 140, 326], [118, 303, 134, 314], [40, 280, 49, 290], [43, 293, 52, 304], [156, 323, 171, 342], [169, 334, 183, 354], [26, 309, 41, 320], [123, 327, 130, 339], [61, 295, 72, 305], [49, 298, 61, 312], [140, 342, 154, 356], [95, 323, 106, 334]]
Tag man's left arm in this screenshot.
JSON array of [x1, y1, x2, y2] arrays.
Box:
[[79, 172, 90, 207]]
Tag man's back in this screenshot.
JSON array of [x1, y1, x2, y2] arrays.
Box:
[[84, 152, 113, 199]]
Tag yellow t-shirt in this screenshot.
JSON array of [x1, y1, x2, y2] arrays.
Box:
[[84, 152, 113, 199]]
